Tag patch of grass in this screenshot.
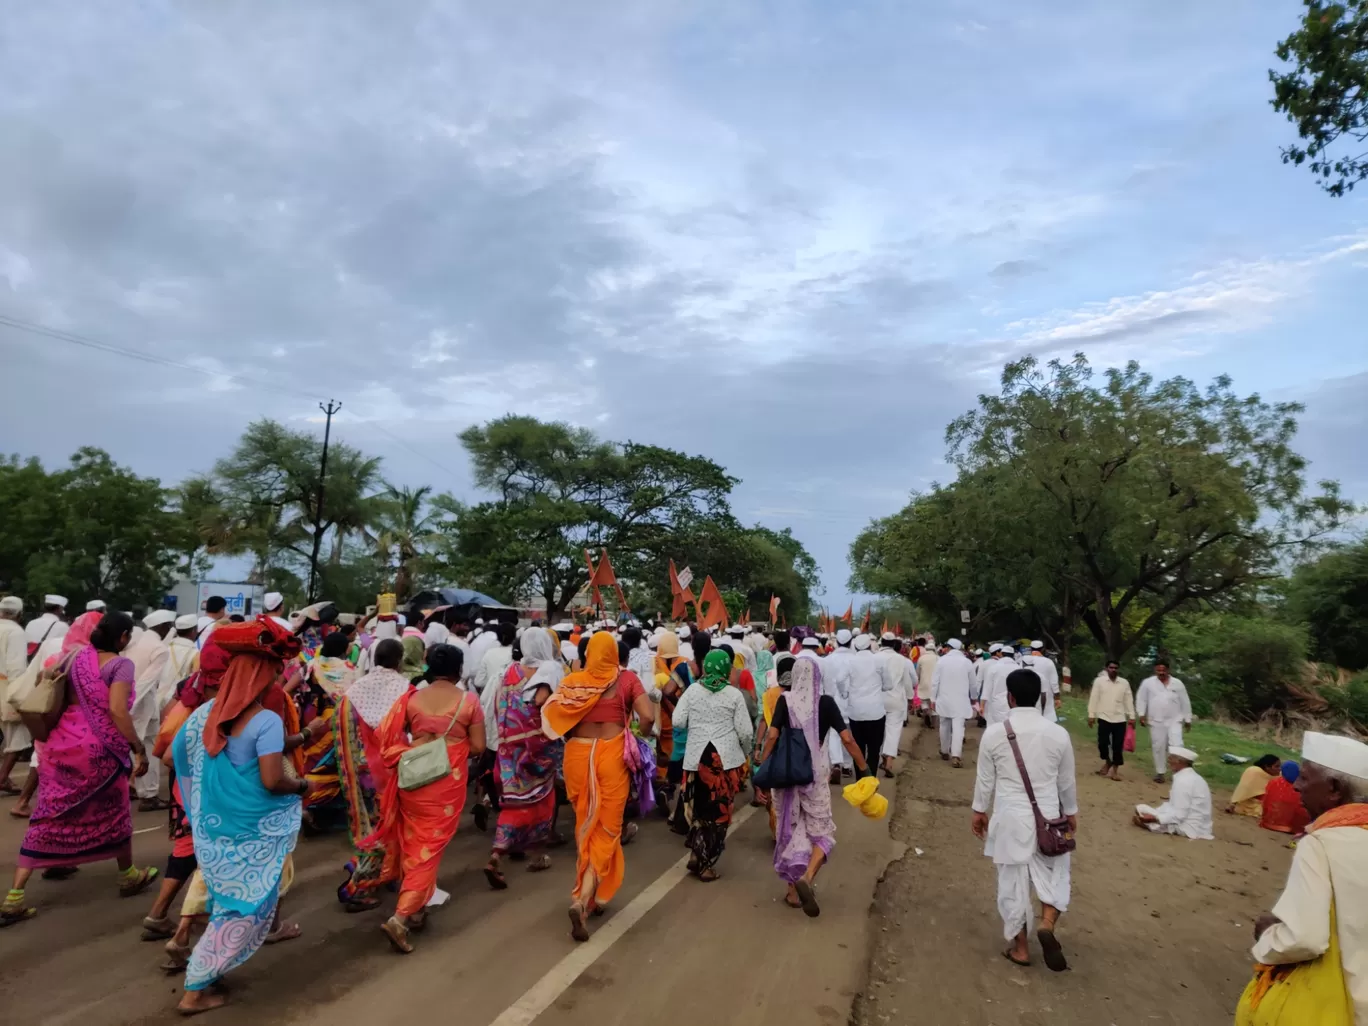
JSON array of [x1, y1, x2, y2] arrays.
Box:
[[1056, 696, 1298, 792]]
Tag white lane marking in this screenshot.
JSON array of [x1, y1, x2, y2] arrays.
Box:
[[133, 825, 162, 835], [489, 802, 760, 1026]]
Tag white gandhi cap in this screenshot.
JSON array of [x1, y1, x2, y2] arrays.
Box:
[[1302, 731, 1368, 779], [1168, 746, 1198, 763], [143, 610, 176, 629]]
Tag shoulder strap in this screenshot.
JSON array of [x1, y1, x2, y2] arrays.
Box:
[[1003, 717, 1042, 814]]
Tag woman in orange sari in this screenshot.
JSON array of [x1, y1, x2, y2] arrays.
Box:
[[361, 643, 484, 953], [542, 631, 654, 942]]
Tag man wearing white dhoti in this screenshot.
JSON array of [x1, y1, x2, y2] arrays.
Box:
[[972, 667, 1078, 972], [931, 638, 978, 767], [1133, 746, 1213, 839], [979, 644, 1013, 725], [822, 630, 856, 780], [124, 610, 174, 809], [876, 634, 916, 777], [0, 596, 30, 794], [1135, 661, 1192, 783], [1022, 641, 1060, 722], [913, 637, 937, 728]]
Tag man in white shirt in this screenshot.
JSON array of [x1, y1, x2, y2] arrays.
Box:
[[263, 591, 291, 632], [466, 620, 503, 689], [914, 637, 938, 727], [1248, 732, 1368, 1021], [473, 621, 515, 697], [1022, 641, 1060, 722], [876, 634, 916, 777], [823, 630, 857, 780], [159, 615, 201, 711], [979, 644, 1013, 726], [0, 596, 31, 792], [845, 634, 891, 774], [1135, 660, 1193, 782], [932, 638, 979, 767], [554, 623, 579, 667], [196, 596, 230, 650], [1133, 746, 1213, 839], [972, 666, 1078, 972], [124, 610, 174, 809], [625, 625, 656, 698], [24, 595, 68, 658]]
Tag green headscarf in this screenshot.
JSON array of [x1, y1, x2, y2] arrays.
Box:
[[700, 648, 732, 693], [401, 635, 427, 681]]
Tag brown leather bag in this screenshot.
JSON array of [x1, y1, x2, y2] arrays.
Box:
[[1004, 717, 1076, 857]]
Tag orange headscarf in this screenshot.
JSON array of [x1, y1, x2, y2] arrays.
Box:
[[201, 617, 301, 757], [541, 631, 620, 740]]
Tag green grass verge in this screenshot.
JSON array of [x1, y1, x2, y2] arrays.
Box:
[[1056, 696, 1298, 792]]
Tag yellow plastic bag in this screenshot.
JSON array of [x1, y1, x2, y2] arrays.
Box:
[[1235, 901, 1352, 1026], [859, 792, 889, 819], [842, 776, 878, 808]]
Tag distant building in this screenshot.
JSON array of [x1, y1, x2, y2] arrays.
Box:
[[166, 578, 264, 618]]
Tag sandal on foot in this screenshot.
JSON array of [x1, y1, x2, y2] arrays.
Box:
[[138, 797, 172, 812], [9, 807, 31, 819], [784, 894, 803, 909], [568, 903, 589, 942], [698, 868, 719, 883], [526, 855, 552, 873], [343, 897, 382, 913], [141, 915, 175, 940], [0, 903, 36, 928], [177, 992, 227, 1016], [118, 866, 159, 898], [484, 862, 509, 891], [794, 879, 820, 918], [1001, 948, 1032, 967], [951, 757, 963, 769], [589, 904, 606, 918], [381, 916, 413, 954], [1038, 927, 1068, 972]]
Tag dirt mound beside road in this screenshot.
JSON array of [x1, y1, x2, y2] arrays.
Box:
[[859, 722, 1293, 1026]]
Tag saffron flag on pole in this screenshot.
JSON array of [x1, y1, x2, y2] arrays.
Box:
[[841, 603, 853, 625], [860, 607, 871, 633], [669, 559, 696, 621], [696, 576, 729, 632], [586, 547, 630, 612], [769, 594, 780, 624]]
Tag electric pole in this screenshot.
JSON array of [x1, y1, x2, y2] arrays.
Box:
[[307, 399, 342, 602]]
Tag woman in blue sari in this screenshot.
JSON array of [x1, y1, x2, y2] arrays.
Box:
[[172, 619, 311, 1015]]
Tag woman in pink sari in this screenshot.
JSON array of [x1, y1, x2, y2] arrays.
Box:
[[2, 611, 159, 927]]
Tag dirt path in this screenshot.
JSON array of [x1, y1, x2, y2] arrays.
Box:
[[860, 719, 1295, 1026]]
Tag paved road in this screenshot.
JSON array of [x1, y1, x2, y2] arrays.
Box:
[[0, 739, 904, 1026]]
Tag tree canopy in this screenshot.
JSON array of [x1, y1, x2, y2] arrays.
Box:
[[850, 354, 1352, 660], [1270, 0, 1368, 195], [1283, 536, 1368, 670]]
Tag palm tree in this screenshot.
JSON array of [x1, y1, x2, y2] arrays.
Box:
[[369, 484, 439, 600]]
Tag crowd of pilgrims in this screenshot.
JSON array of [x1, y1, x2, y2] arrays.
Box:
[[0, 595, 912, 1014], [4, 592, 1365, 1022]]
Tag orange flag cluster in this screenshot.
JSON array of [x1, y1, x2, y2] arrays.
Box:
[[584, 548, 629, 613]]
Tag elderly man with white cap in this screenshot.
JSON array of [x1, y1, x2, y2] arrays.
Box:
[[1242, 731, 1368, 1020], [123, 610, 176, 809], [978, 644, 1013, 726], [876, 633, 916, 777], [1132, 745, 1213, 839], [846, 633, 894, 772], [1135, 658, 1192, 783], [931, 638, 979, 768], [822, 629, 857, 781], [23, 595, 68, 657], [0, 596, 30, 793]]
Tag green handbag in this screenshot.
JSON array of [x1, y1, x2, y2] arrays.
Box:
[[396, 698, 465, 791]]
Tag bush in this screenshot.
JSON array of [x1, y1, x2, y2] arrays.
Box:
[[1284, 538, 1368, 671], [1164, 612, 1309, 719], [1319, 671, 1368, 727]]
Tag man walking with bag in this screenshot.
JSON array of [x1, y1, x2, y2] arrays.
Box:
[[971, 667, 1079, 972]]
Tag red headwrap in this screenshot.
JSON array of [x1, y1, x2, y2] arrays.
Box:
[[201, 617, 302, 757]]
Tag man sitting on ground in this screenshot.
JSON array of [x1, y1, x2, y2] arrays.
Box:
[[1132, 746, 1213, 839]]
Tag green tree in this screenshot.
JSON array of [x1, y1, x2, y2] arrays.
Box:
[[368, 484, 440, 601], [210, 419, 384, 597], [1283, 536, 1368, 669], [435, 416, 741, 620], [1270, 0, 1368, 195]]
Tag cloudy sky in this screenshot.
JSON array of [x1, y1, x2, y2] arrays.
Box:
[[2, 1, 1364, 603]]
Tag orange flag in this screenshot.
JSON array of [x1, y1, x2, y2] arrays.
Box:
[[841, 603, 853, 625], [882, 618, 889, 637], [896, 621, 903, 636], [769, 594, 780, 623], [585, 547, 630, 612], [669, 560, 695, 620], [860, 607, 871, 633], [696, 576, 729, 632]]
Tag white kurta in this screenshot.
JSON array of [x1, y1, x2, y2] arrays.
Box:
[[159, 637, 199, 712], [474, 644, 513, 696], [23, 612, 67, 648], [972, 707, 1079, 940], [1022, 653, 1060, 722], [1252, 823, 1368, 1021], [931, 650, 978, 720], [915, 649, 938, 702], [1136, 766, 1213, 839], [124, 630, 170, 799], [1136, 676, 1193, 774], [823, 648, 856, 767], [0, 618, 31, 753], [980, 657, 1012, 724], [878, 650, 914, 758]]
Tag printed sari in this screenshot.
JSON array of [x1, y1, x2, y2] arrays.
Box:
[[360, 688, 481, 916], [173, 700, 302, 992], [19, 645, 135, 868], [773, 657, 836, 884], [493, 662, 561, 855], [294, 656, 353, 819], [335, 666, 410, 904]]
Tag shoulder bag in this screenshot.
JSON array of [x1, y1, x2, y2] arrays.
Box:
[[1004, 716, 1076, 857], [397, 695, 465, 792], [18, 650, 76, 743], [753, 698, 814, 790]]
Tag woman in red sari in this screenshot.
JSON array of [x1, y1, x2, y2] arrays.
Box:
[[1261, 760, 1312, 836], [361, 643, 485, 953]]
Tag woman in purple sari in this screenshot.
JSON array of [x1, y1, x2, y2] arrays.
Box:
[[2, 611, 159, 926], [758, 654, 870, 918]]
